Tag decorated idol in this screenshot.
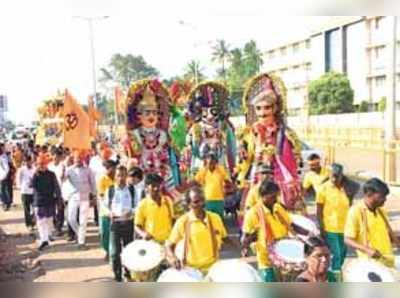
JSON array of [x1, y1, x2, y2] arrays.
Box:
[[183, 81, 236, 176], [239, 73, 302, 210], [125, 79, 180, 188]]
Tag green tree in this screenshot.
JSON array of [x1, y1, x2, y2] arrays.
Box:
[[358, 100, 370, 113], [211, 39, 231, 81], [243, 40, 264, 77], [308, 72, 355, 115], [183, 60, 205, 83], [378, 96, 387, 112], [99, 53, 159, 89]]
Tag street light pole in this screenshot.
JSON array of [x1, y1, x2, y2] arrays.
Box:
[[385, 16, 397, 182], [73, 16, 109, 108]]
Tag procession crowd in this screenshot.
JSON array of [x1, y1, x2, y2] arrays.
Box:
[[1, 74, 399, 283], [0, 139, 399, 283]]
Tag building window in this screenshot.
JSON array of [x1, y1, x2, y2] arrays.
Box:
[[268, 50, 275, 59], [280, 47, 287, 57], [375, 76, 386, 87], [375, 17, 381, 30], [325, 28, 342, 72], [293, 43, 300, 54]]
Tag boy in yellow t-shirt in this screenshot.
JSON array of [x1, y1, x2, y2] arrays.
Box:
[[166, 185, 227, 273], [241, 179, 310, 282], [97, 160, 117, 260], [194, 153, 231, 219], [316, 163, 350, 273], [134, 173, 174, 244], [302, 153, 330, 198], [345, 178, 400, 268]]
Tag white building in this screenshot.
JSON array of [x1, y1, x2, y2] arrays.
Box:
[[263, 16, 400, 116]]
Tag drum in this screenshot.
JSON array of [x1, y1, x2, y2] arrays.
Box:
[[157, 267, 203, 282], [342, 259, 398, 282], [289, 214, 319, 240], [205, 260, 262, 282], [270, 238, 306, 282], [120, 240, 165, 282]]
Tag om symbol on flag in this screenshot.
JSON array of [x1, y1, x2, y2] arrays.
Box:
[[65, 112, 79, 131]]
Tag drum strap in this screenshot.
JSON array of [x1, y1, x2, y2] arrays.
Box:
[[361, 208, 369, 247], [182, 213, 218, 265], [257, 206, 275, 246], [361, 207, 394, 249]]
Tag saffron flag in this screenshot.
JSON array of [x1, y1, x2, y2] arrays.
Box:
[[115, 86, 125, 114], [88, 96, 102, 138], [63, 90, 91, 150]]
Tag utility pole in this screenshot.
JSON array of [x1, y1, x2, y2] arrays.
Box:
[[385, 16, 397, 182], [73, 16, 109, 108]]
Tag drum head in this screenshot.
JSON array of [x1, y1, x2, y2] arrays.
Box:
[[290, 214, 319, 235], [343, 259, 396, 282], [205, 260, 262, 282], [157, 267, 203, 282], [273, 239, 305, 263], [121, 240, 165, 272]]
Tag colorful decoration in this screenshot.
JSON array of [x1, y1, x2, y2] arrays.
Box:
[[183, 81, 236, 177], [238, 72, 302, 210], [35, 93, 65, 145], [125, 79, 180, 189]]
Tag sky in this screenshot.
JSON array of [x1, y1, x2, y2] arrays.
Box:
[[0, 0, 330, 124]]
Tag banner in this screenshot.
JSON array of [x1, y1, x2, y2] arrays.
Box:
[[63, 90, 91, 150]]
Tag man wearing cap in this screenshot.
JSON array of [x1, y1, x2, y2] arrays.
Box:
[[302, 154, 330, 199], [31, 154, 62, 251], [316, 163, 350, 274], [64, 151, 96, 249], [194, 153, 231, 219]]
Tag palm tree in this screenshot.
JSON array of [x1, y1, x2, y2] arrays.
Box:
[[243, 40, 264, 76], [184, 60, 205, 84], [211, 39, 231, 81]]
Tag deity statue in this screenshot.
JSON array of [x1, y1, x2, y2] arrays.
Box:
[[239, 73, 302, 210], [183, 81, 236, 177], [125, 79, 180, 189]]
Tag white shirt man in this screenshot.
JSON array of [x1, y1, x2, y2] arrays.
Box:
[[65, 162, 96, 247], [17, 162, 35, 228]]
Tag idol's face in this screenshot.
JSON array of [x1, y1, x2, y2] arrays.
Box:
[[138, 108, 159, 129], [201, 106, 219, 125], [255, 99, 275, 122]]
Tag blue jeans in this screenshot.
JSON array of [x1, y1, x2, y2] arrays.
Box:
[[1, 179, 13, 207]]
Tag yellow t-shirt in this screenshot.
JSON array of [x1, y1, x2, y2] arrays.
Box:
[[168, 210, 227, 271], [316, 181, 350, 233], [242, 203, 292, 269], [344, 201, 394, 268], [135, 196, 174, 243], [97, 174, 114, 217], [302, 167, 330, 193], [245, 184, 260, 211], [195, 165, 229, 201]]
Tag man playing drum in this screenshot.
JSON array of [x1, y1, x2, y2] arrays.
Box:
[[241, 179, 310, 282], [345, 178, 400, 269], [244, 164, 273, 212], [316, 164, 350, 275], [135, 173, 175, 244], [166, 185, 227, 273]]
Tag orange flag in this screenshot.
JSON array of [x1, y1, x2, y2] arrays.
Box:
[[63, 89, 91, 150], [115, 86, 125, 114], [88, 96, 102, 138]]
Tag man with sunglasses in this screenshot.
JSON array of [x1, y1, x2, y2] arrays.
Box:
[[345, 178, 400, 268], [302, 153, 330, 199]]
